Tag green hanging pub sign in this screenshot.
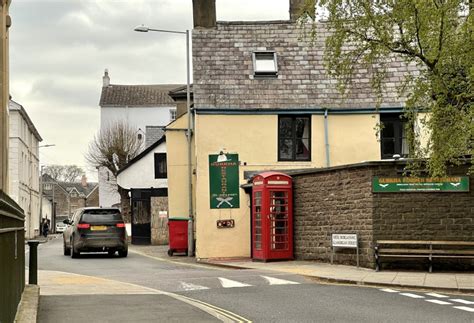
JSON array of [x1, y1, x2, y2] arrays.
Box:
[[372, 176, 470, 193], [209, 154, 240, 209]]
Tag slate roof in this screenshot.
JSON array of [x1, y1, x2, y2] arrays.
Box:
[[41, 174, 97, 198], [62, 182, 98, 198], [168, 84, 194, 100], [145, 126, 165, 148], [117, 136, 166, 176], [99, 84, 183, 107], [192, 21, 420, 110]]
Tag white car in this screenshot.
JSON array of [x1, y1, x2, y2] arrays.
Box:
[[56, 222, 67, 233]]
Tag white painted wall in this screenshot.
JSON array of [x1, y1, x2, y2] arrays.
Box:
[[117, 141, 167, 190], [8, 101, 41, 239], [100, 106, 175, 133], [99, 105, 175, 207]]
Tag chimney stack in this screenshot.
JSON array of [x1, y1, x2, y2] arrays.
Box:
[[290, 0, 313, 21], [102, 69, 110, 87], [81, 175, 87, 188], [192, 0, 216, 28]]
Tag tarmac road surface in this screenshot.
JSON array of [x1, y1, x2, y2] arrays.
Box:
[[36, 237, 474, 322]]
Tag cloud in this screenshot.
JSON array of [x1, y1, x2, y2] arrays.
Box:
[[9, 0, 289, 179]]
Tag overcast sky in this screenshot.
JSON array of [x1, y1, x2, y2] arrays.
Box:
[[10, 0, 290, 181]]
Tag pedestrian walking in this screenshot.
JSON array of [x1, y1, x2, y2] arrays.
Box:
[[42, 218, 49, 237]]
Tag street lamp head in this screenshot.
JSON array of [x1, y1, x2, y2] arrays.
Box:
[[134, 25, 149, 32]]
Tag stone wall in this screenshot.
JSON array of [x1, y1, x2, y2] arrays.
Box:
[[292, 162, 473, 268], [151, 196, 169, 245], [372, 165, 474, 242], [293, 166, 375, 267]]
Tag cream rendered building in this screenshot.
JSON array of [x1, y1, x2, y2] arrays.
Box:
[[166, 0, 427, 259], [8, 100, 42, 239]]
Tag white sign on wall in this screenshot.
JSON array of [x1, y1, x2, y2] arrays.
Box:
[[331, 234, 358, 248], [331, 233, 359, 267]]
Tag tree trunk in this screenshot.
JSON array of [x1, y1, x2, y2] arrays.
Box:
[[118, 187, 131, 223]]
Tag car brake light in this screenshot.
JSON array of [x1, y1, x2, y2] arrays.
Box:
[[77, 223, 90, 229], [116, 223, 125, 228]]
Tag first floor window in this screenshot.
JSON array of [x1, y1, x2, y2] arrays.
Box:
[[380, 113, 409, 159], [278, 116, 311, 161], [154, 153, 167, 179], [170, 109, 177, 121]]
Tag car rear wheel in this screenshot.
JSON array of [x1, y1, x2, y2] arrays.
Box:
[[63, 241, 71, 256], [71, 238, 80, 258], [118, 249, 128, 257]]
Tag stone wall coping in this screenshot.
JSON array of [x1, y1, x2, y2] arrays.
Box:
[[288, 160, 410, 177], [216, 20, 292, 26]]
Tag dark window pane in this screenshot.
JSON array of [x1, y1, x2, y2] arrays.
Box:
[[154, 153, 167, 178], [382, 122, 395, 137], [279, 118, 293, 137], [295, 118, 309, 138], [278, 116, 311, 161], [81, 211, 122, 223], [381, 139, 395, 156], [296, 138, 310, 160], [279, 139, 293, 160]]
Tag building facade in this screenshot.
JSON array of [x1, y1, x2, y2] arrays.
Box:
[[98, 69, 181, 207], [42, 174, 98, 227], [117, 136, 169, 245], [166, 0, 429, 259], [8, 100, 42, 238]]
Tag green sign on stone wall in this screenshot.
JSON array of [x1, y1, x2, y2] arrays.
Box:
[[372, 176, 470, 193], [209, 154, 240, 209]]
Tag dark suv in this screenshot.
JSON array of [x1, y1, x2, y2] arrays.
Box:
[[63, 207, 128, 258]]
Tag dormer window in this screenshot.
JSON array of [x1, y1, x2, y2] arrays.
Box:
[[252, 51, 278, 77]]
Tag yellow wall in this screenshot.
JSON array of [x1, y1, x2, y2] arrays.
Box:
[[328, 114, 380, 165], [166, 113, 195, 219], [166, 112, 432, 259], [192, 113, 381, 259]]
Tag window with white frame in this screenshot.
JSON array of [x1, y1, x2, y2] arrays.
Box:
[[170, 109, 177, 121], [252, 51, 278, 77]]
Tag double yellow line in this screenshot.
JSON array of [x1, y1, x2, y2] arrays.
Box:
[[169, 293, 252, 323]]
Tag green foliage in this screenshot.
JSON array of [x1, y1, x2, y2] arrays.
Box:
[[300, 0, 473, 176]]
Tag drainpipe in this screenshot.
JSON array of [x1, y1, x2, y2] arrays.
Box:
[[324, 109, 330, 167]]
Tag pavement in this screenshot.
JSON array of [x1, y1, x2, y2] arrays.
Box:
[[130, 244, 474, 295]]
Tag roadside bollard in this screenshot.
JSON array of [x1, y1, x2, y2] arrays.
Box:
[[27, 240, 40, 285]]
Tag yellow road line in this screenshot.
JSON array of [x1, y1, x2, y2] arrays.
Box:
[[129, 248, 228, 271]]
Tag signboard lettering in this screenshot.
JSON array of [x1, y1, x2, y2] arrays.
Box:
[[209, 154, 240, 209], [331, 234, 358, 248], [372, 176, 469, 193]]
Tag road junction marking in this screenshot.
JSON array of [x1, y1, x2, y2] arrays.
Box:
[[261, 276, 300, 285], [218, 277, 251, 288]]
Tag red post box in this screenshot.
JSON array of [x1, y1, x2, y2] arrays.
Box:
[[252, 172, 293, 261]]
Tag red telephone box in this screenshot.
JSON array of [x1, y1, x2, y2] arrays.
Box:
[[252, 172, 293, 261]]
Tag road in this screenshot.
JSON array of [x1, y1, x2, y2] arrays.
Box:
[[36, 237, 474, 322]]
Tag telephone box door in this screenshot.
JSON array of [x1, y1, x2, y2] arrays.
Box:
[[252, 172, 293, 261]]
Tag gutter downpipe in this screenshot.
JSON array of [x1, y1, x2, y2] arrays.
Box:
[[186, 30, 194, 257], [324, 109, 330, 167]]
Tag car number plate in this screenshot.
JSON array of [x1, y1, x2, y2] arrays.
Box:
[[90, 225, 107, 231]]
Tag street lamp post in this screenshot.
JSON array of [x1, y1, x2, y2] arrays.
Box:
[[134, 25, 194, 256]]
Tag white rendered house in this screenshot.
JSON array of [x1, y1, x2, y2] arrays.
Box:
[[98, 70, 181, 207], [8, 99, 42, 239], [116, 136, 168, 245]]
